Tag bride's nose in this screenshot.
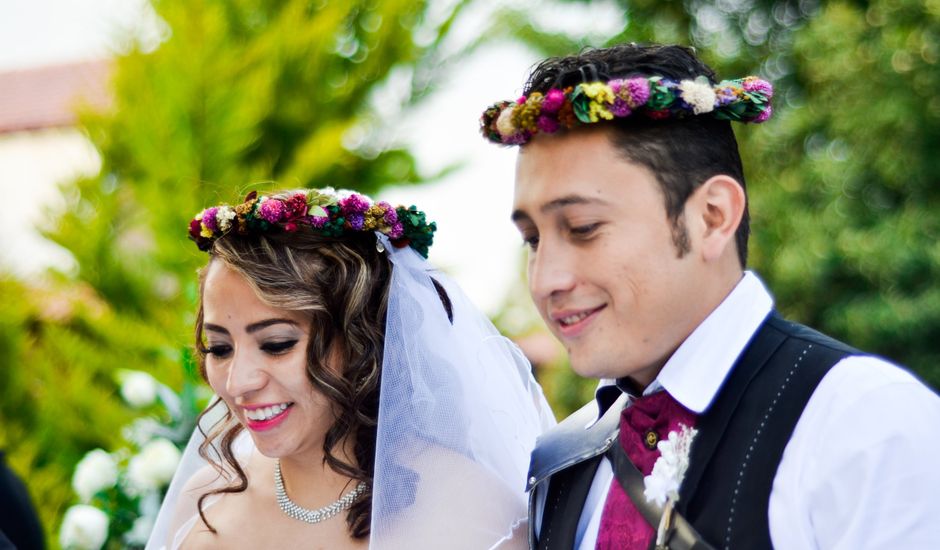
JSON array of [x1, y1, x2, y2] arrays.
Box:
[[226, 348, 267, 397]]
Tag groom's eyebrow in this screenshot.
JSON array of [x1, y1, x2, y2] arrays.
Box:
[[511, 194, 605, 223]]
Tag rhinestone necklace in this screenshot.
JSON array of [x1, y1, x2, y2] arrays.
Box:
[[274, 459, 368, 524]]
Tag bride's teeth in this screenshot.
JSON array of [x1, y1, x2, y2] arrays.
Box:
[[245, 403, 290, 421]]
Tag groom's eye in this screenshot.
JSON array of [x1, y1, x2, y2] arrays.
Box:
[[569, 223, 601, 239], [521, 234, 540, 250]]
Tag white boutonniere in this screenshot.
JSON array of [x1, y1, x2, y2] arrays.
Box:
[[645, 424, 698, 548], [643, 424, 698, 507], [643, 424, 698, 549]]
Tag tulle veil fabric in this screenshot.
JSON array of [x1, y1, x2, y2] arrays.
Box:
[[146, 234, 555, 549]]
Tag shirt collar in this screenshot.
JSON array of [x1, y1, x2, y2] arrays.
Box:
[[593, 271, 774, 417]]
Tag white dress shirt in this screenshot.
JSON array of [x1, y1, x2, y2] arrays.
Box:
[[538, 272, 940, 549]]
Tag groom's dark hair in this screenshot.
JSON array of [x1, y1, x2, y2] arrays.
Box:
[[523, 44, 750, 267]]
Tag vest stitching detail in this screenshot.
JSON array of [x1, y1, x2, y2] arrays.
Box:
[[723, 344, 812, 550]]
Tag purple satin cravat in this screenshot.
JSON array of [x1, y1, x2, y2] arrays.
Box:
[[595, 390, 698, 550]]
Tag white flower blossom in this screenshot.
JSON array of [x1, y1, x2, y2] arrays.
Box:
[[216, 206, 236, 232], [71, 449, 118, 502], [59, 505, 109, 550], [124, 514, 155, 546], [496, 107, 518, 137], [126, 438, 181, 495], [644, 424, 698, 507], [120, 371, 158, 408], [679, 79, 717, 115]]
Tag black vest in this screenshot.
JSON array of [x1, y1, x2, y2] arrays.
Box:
[[531, 314, 858, 550]]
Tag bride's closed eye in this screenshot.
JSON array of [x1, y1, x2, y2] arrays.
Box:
[[201, 343, 232, 358], [261, 339, 299, 355]]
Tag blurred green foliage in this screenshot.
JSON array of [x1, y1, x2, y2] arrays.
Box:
[[499, 0, 940, 414], [1, 0, 471, 545]]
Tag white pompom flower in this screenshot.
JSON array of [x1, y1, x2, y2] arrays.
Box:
[[496, 107, 518, 137], [643, 424, 698, 507], [59, 505, 109, 550], [120, 371, 158, 408], [71, 449, 118, 502], [679, 79, 717, 115], [126, 438, 182, 495]]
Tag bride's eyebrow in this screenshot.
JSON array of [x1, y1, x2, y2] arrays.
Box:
[[203, 319, 297, 336], [245, 318, 298, 333]]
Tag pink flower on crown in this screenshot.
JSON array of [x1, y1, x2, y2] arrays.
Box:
[[389, 222, 404, 239], [516, 95, 527, 105], [201, 207, 220, 232], [340, 194, 370, 215], [624, 77, 651, 108], [258, 198, 287, 223], [541, 89, 566, 113], [755, 105, 773, 123], [285, 193, 308, 218], [188, 219, 203, 240], [537, 115, 560, 133], [743, 77, 774, 99]]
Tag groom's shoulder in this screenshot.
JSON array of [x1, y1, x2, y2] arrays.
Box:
[[527, 393, 627, 491]]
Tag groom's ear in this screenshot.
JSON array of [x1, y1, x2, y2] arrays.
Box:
[[688, 175, 746, 263]]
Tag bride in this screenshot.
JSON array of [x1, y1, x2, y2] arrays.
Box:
[[146, 187, 554, 549]]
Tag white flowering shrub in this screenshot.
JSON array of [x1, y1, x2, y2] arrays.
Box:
[[58, 353, 207, 550]]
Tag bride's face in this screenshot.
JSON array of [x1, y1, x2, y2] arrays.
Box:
[[201, 260, 334, 460]]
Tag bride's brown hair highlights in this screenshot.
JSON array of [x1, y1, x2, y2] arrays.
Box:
[[192, 222, 390, 539]]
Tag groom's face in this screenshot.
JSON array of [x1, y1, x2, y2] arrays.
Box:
[[512, 128, 707, 386]]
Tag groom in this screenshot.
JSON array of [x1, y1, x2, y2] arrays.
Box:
[[481, 44, 940, 549]]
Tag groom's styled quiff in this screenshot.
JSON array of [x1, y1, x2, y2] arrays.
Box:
[[523, 44, 750, 267]]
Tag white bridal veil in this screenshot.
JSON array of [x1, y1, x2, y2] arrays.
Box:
[[146, 234, 555, 549]]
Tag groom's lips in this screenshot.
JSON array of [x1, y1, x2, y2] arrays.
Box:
[[551, 305, 605, 337]]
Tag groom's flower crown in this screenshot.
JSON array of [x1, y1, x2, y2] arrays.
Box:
[[188, 188, 437, 258], [480, 75, 773, 146]]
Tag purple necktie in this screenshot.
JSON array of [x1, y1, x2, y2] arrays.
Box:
[[595, 390, 698, 550]]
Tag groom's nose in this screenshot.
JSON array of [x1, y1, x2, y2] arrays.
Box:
[[528, 238, 578, 302]]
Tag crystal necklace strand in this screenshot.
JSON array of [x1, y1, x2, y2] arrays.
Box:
[[274, 459, 368, 524]]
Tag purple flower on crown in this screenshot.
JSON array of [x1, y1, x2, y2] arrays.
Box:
[[743, 77, 774, 99], [339, 194, 370, 215], [537, 115, 560, 133], [715, 85, 739, 106], [304, 214, 329, 228], [259, 199, 287, 223], [389, 222, 404, 239], [541, 89, 566, 113], [347, 213, 365, 230], [624, 77, 651, 108], [502, 133, 528, 145], [201, 207, 220, 232], [610, 98, 632, 117], [378, 202, 398, 225]]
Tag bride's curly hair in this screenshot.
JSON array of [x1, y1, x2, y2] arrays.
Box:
[[192, 220, 390, 539]]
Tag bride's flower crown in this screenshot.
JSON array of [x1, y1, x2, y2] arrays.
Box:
[[480, 75, 773, 145], [188, 188, 437, 258]]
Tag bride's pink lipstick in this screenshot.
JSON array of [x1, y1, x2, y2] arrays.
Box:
[[243, 403, 294, 432]]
